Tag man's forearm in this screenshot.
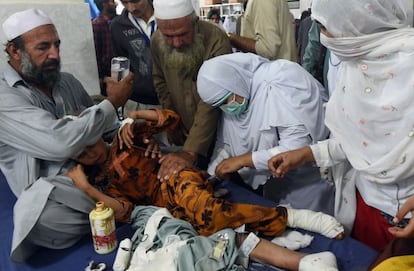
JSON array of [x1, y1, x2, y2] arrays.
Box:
[[228, 33, 256, 54]]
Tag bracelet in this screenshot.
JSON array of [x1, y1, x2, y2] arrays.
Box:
[[118, 117, 134, 137], [120, 117, 134, 128], [153, 108, 164, 127], [238, 232, 260, 257]]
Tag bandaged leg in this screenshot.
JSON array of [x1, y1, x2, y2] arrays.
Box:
[[287, 208, 344, 239], [299, 251, 338, 271]]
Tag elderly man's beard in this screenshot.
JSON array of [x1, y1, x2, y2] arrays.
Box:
[[20, 50, 61, 89], [161, 33, 205, 77]]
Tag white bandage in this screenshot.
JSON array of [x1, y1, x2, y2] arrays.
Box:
[[287, 208, 344, 239], [299, 251, 338, 271], [118, 118, 134, 138], [271, 230, 314, 250], [238, 232, 260, 257], [120, 118, 134, 128]]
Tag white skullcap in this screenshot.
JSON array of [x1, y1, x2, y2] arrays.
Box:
[[2, 8, 53, 41], [154, 0, 195, 20]]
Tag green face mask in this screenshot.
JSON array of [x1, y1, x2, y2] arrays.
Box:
[[219, 95, 249, 115]]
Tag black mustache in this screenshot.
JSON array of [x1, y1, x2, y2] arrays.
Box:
[[42, 59, 60, 68]]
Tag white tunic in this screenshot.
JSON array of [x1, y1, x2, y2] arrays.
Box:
[[311, 0, 414, 231], [0, 63, 118, 261], [197, 53, 329, 189]]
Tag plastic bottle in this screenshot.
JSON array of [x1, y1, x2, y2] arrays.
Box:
[[89, 201, 117, 254]]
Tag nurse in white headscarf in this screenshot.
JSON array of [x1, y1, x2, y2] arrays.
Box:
[[269, 0, 414, 251], [197, 52, 335, 215]]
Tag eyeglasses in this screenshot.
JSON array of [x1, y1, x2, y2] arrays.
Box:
[[121, 0, 140, 4]]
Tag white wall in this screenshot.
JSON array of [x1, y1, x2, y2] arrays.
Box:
[[299, 0, 311, 12], [0, 1, 100, 95], [407, 0, 414, 13]]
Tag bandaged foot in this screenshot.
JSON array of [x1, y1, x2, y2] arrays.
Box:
[[299, 251, 338, 271], [287, 208, 344, 239]]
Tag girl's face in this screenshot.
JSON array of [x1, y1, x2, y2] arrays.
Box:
[[76, 138, 108, 166]]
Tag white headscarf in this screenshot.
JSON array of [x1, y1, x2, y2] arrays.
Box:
[[312, 0, 412, 38], [197, 52, 328, 161], [312, 0, 414, 183]]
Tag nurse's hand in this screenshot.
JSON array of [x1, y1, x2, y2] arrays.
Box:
[[268, 146, 314, 178], [215, 153, 253, 179], [389, 194, 414, 238]]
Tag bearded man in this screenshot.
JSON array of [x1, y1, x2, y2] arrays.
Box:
[[0, 8, 133, 262], [151, 0, 232, 180]]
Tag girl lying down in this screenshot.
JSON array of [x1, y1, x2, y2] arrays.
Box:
[[67, 109, 344, 271]]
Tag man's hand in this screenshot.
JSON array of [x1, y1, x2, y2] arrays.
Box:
[[157, 151, 196, 181], [268, 146, 314, 178], [105, 72, 134, 108], [389, 194, 414, 238], [215, 153, 253, 179]]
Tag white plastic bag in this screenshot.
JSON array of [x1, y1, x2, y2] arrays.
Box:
[[127, 208, 187, 271]]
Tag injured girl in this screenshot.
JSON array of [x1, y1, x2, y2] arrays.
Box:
[[67, 108, 344, 271]]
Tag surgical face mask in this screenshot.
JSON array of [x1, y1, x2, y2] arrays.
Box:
[[219, 95, 249, 115]]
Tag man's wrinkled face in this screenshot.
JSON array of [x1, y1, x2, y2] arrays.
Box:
[[157, 15, 205, 76], [157, 15, 195, 51], [19, 25, 61, 88]]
